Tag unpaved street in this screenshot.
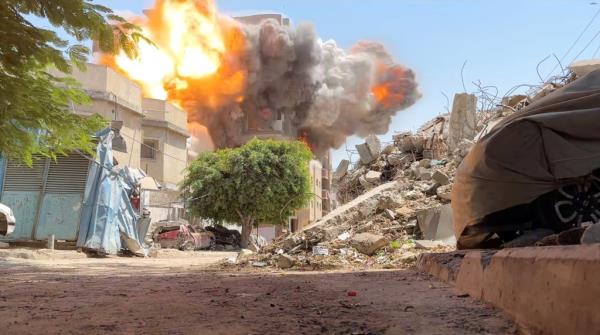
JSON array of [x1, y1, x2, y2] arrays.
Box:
[[0, 250, 517, 335]]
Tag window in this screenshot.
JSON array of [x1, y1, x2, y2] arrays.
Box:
[[141, 139, 158, 159]]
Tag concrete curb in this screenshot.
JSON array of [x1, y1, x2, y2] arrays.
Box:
[[417, 245, 600, 335]]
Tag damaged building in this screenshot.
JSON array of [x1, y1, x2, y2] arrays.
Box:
[[0, 64, 190, 245]]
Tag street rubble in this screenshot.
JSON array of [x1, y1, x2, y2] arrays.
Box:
[[222, 71, 575, 271]]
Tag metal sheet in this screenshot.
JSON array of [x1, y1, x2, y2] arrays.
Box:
[[35, 193, 83, 241], [1, 191, 40, 240]]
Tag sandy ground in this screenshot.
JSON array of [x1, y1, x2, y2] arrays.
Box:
[[0, 249, 518, 335]]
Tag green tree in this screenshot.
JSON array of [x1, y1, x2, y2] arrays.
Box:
[[182, 139, 313, 248], [0, 1, 146, 164]]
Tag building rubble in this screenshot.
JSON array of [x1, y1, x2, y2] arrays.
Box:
[[221, 68, 578, 270]]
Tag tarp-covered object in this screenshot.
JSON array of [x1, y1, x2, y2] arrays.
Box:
[[453, 70, 600, 248], [77, 129, 149, 256]]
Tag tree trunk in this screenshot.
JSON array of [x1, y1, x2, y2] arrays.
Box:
[[240, 216, 254, 249]]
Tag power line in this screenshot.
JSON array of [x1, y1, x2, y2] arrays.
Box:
[[546, 7, 600, 79], [570, 29, 600, 65], [119, 131, 188, 165]]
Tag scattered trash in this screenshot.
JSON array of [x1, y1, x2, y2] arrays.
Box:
[[347, 291, 358, 297], [312, 246, 330, 256]]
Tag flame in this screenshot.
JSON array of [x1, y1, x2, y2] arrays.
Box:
[[103, 0, 246, 108], [371, 65, 409, 109]]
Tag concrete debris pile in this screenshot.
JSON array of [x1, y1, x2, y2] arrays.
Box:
[[227, 70, 578, 271], [229, 181, 454, 270]]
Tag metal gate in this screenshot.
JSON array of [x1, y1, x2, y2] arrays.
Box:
[[0, 154, 90, 241]]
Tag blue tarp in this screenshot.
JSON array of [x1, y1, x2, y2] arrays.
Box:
[[77, 128, 148, 256]]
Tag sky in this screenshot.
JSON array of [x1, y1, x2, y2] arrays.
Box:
[[34, 0, 600, 166]]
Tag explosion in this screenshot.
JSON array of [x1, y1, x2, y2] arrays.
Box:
[[103, 0, 420, 155]]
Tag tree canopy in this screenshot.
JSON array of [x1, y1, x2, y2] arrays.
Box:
[[0, 1, 145, 165], [181, 138, 313, 247]]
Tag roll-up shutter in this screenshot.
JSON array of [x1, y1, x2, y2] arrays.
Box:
[[45, 154, 90, 193], [3, 158, 45, 192]]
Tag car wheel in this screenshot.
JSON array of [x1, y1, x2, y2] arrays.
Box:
[[534, 170, 600, 230]]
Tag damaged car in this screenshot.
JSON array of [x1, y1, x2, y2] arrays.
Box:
[[453, 70, 600, 249], [0, 203, 15, 236], [153, 223, 216, 251]]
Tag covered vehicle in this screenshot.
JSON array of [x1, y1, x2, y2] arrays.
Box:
[[453, 70, 600, 249], [153, 224, 216, 251], [0, 203, 15, 236]]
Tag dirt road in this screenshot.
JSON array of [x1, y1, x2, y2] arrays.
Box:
[[0, 250, 517, 335]]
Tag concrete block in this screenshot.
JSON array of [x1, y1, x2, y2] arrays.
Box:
[[448, 93, 477, 151], [356, 143, 376, 164], [350, 233, 388, 255], [365, 135, 381, 157], [334, 159, 350, 179], [416, 204, 455, 244], [365, 170, 382, 184]]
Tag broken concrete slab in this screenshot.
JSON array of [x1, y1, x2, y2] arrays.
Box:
[[303, 181, 400, 232], [334, 159, 350, 179], [416, 204, 455, 244], [387, 153, 411, 166], [365, 170, 382, 184], [436, 184, 452, 201], [365, 135, 381, 157], [356, 143, 376, 164], [448, 93, 477, 151], [350, 233, 388, 256]]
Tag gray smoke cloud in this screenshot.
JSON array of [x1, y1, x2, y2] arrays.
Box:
[[195, 18, 420, 155]]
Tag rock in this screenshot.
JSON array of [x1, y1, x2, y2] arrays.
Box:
[[350, 233, 388, 256], [276, 254, 296, 269], [384, 209, 396, 220], [395, 206, 416, 219], [448, 93, 477, 151], [376, 192, 404, 210], [436, 184, 452, 201], [334, 159, 350, 179], [414, 240, 445, 249], [416, 204, 456, 244], [365, 135, 382, 157], [398, 252, 417, 265], [419, 159, 431, 168], [581, 223, 600, 244], [356, 143, 376, 164], [432, 170, 450, 186], [365, 170, 382, 184], [358, 175, 371, 188]]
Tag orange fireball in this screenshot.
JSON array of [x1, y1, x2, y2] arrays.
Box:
[[103, 0, 246, 109]]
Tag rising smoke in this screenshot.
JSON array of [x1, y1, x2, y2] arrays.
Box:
[[103, 0, 420, 155], [215, 18, 421, 154]]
